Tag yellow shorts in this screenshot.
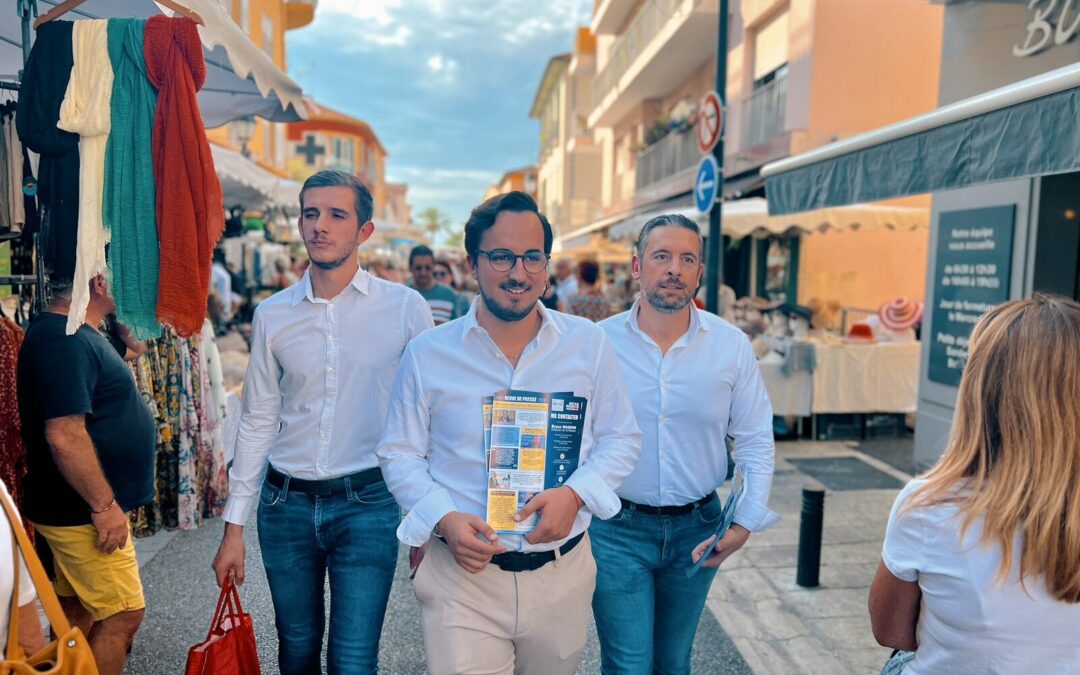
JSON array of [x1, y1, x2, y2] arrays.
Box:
[[33, 521, 145, 622]]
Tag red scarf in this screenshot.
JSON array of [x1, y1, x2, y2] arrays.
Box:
[[144, 16, 224, 337]]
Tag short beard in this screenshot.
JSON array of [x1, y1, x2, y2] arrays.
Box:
[[646, 286, 693, 314], [309, 250, 354, 271], [481, 288, 535, 322]]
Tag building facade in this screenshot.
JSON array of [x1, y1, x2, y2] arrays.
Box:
[[484, 167, 539, 202], [564, 0, 942, 303], [285, 100, 390, 220], [530, 29, 603, 241]]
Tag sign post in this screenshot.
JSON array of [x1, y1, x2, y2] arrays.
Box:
[[704, 0, 729, 315]]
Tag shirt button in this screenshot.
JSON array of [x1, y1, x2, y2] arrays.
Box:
[[328, 334, 335, 341], [659, 416, 667, 423]]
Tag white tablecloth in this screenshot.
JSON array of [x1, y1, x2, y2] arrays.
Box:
[[759, 362, 812, 416], [811, 342, 921, 414]]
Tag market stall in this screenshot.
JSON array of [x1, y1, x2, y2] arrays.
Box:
[[1, 0, 305, 533]]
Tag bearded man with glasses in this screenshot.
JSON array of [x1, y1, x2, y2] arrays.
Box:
[[377, 191, 642, 675]]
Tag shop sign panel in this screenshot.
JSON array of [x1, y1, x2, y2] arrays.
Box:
[[928, 205, 1015, 387]]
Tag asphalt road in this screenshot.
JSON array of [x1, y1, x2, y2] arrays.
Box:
[[126, 518, 752, 674]]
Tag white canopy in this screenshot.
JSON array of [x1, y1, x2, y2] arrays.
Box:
[[210, 143, 301, 214], [2, 0, 306, 127], [603, 198, 928, 242]]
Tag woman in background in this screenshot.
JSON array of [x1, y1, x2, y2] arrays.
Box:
[[869, 294, 1080, 674]]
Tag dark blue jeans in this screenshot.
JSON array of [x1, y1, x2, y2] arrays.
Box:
[[589, 495, 723, 675], [257, 475, 400, 675]]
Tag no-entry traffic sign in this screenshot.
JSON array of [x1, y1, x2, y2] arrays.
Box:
[[696, 90, 724, 155]]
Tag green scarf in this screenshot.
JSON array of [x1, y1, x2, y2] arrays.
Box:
[[104, 19, 161, 339]]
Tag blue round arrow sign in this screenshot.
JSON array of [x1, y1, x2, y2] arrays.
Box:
[[694, 155, 719, 214]]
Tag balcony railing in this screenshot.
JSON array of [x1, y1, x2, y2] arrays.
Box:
[[635, 128, 699, 191], [593, 0, 679, 108], [742, 75, 788, 149]]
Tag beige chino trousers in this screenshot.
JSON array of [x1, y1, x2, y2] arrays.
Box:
[[414, 533, 597, 675]]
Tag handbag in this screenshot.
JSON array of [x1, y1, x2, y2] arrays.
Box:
[[184, 581, 261, 675], [0, 489, 98, 675]]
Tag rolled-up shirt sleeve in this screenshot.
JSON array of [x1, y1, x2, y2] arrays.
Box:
[[222, 309, 283, 525], [565, 333, 642, 520], [376, 344, 458, 546], [729, 337, 780, 532]]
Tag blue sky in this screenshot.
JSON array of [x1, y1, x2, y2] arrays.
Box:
[[286, 0, 593, 229]]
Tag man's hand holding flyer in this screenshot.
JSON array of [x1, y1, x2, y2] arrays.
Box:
[[483, 390, 587, 534]]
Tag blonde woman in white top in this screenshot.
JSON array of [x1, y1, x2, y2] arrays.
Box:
[[870, 295, 1080, 674]]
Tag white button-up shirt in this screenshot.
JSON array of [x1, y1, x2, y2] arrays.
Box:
[[222, 267, 434, 525], [376, 302, 642, 552], [599, 301, 779, 532]]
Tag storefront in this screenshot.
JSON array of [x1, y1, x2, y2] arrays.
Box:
[[762, 0, 1080, 468]]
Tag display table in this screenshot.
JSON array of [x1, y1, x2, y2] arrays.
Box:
[[758, 341, 921, 416], [811, 342, 921, 413], [759, 361, 812, 416]]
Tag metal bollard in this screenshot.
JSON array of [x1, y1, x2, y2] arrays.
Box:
[[796, 487, 825, 588]]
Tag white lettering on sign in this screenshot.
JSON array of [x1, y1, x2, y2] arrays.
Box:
[[1014, 0, 1080, 57]]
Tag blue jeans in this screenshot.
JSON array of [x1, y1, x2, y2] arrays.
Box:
[[257, 475, 400, 675], [590, 495, 724, 675]]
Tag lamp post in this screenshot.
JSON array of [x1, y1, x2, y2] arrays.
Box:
[[233, 115, 257, 158]]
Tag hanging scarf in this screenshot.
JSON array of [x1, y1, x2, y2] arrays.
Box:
[[58, 19, 113, 335], [144, 16, 224, 338], [105, 19, 161, 340], [15, 21, 80, 279]]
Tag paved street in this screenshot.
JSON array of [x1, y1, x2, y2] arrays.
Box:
[[125, 510, 750, 674], [123, 439, 909, 674]]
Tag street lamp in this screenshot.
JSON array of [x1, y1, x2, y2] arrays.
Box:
[[233, 115, 257, 158]]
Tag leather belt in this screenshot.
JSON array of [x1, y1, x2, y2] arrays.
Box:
[[265, 465, 383, 497], [619, 492, 716, 517], [438, 532, 585, 573]]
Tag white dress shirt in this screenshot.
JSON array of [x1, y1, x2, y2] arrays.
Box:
[[599, 301, 779, 532], [376, 302, 642, 552], [223, 266, 434, 525]]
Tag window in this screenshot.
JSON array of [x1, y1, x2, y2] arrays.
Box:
[[752, 9, 789, 86]]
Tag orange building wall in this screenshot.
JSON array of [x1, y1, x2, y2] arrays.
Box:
[[801, 0, 943, 155], [798, 226, 929, 309]]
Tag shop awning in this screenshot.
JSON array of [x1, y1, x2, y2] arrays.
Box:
[[1, 0, 307, 127], [718, 198, 928, 239], [563, 196, 928, 247], [762, 60, 1080, 215], [210, 144, 301, 214]]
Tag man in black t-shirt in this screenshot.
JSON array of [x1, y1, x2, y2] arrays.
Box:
[[17, 274, 155, 675]]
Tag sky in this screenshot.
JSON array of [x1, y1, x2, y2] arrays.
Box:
[[286, 0, 594, 230]]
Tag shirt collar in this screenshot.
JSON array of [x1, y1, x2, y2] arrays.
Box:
[[460, 297, 564, 343], [625, 298, 710, 339], [291, 265, 370, 306]]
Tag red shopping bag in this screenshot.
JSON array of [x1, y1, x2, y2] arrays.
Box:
[[185, 581, 262, 675]]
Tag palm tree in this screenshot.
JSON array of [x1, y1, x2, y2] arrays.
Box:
[[417, 207, 453, 246]]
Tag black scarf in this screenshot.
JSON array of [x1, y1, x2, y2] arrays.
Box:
[[16, 21, 79, 280]]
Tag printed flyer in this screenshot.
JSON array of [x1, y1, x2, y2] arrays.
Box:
[[483, 389, 587, 533]]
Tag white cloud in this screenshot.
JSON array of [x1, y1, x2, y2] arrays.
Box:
[[317, 0, 401, 26], [370, 25, 412, 47]]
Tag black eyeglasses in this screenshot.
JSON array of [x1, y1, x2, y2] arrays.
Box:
[[477, 248, 549, 273]]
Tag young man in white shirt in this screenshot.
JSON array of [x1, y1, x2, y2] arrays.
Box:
[[212, 170, 433, 675], [593, 214, 779, 675], [376, 191, 641, 675]]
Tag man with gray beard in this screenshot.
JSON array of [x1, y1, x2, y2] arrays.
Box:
[[592, 214, 779, 675]]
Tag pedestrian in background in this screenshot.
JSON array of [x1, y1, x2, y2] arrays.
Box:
[[561, 259, 613, 322], [870, 294, 1080, 673], [17, 274, 156, 675], [593, 214, 778, 674], [408, 245, 464, 325], [212, 170, 432, 675]]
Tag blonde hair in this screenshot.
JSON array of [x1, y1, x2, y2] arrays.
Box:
[[907, 294, 1080, 603]]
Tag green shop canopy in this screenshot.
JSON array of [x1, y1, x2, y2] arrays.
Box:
[[762, 61, 1080, 215]]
